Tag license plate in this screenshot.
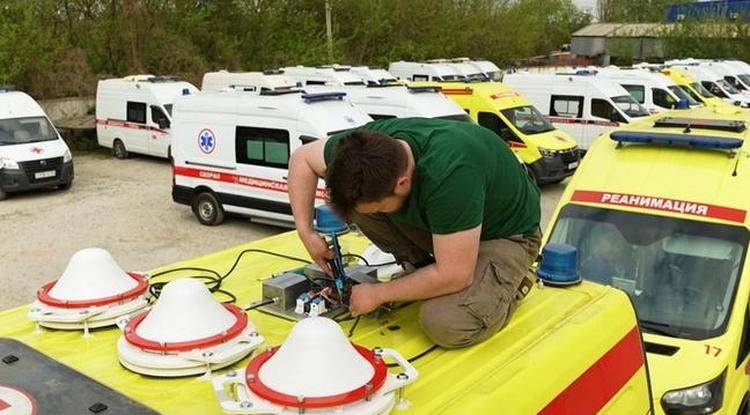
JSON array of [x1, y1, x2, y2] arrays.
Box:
[[34, 170, 56, 179], [567, 161, 579, 169]]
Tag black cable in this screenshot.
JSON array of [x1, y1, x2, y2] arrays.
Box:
[[342, 253, 369, 265], [340, 253, 398, 268], [386, 344, 439, 367], [146, 250, 313, 303], [244, 298, 276, 311], [347, 316, 361, 337]]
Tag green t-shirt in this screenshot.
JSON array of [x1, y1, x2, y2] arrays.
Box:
[[324, 118, 540, 240]]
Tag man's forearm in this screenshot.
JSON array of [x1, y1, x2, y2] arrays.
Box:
[[373, 264, 469, 303], [288, 150, 319, 234]]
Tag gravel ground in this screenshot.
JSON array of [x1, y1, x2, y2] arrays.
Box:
[[0, 152, 567, 310]]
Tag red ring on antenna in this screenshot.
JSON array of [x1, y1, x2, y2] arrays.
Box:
[[124, 303, 248, 352], [36, 272, 148, 309], [245, 344, 388, 409]]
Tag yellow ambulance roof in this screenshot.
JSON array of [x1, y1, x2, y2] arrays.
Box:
[[566, 107, 750, 226], [413, 81, 532, 109]]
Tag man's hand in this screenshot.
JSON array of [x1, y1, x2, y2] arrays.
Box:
[[299, 231, 334, 275], [349, 283, 384, 316]]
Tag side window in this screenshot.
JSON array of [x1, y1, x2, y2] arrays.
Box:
[[369, 114, 397, 120], [652, 88, 676, 109], [478, 111, 522, 143], [550, 95, 583, 118], [150, 106, 170, 129], [412, 74, 428, 81], [726, 76, 746, 91], [622, 84, 645, 104], [235, 126, 290, 168], [591, 98, 625, 123], [126, 101, 147, 124]]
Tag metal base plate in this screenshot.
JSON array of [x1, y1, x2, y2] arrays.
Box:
[[0, 338, 157, 414]]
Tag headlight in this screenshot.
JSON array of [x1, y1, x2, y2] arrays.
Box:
[[538, 147, 556, 158], [0, 157, 19, 170], [63, 149, 72, 163], [661, 369, 725, 415]]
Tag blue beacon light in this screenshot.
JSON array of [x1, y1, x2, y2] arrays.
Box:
[[537, 243, 582, 287]]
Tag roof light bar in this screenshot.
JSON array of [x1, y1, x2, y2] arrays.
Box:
[[610, 131, 743, 150], [654, 117, 747, 133], [301, 91, 347, 103]]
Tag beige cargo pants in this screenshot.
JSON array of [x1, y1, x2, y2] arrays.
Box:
[[350, 212, 541, 349]]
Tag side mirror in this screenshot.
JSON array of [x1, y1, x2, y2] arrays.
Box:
[[499, 127, 515, 142], [158, 119, 170, 130]]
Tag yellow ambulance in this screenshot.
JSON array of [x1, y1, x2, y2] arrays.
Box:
[[662, 67, 734, 110], [0, 230, 654, 414], [412, 81, 581, 184], [545, 106, 750, 414]]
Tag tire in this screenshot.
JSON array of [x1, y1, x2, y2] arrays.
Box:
[[0, 187, 6, 201], [113, 139, 128, 159], [58, 180, 73, 191], [192, 191, 225, 226]]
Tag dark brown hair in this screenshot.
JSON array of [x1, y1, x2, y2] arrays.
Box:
[[325, 130, 408, 219]]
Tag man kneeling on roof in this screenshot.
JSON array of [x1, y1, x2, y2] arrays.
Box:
[[288, 117, 541, 349]]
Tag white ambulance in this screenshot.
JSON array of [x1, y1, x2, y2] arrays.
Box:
[[502, 72, 651, 149], [388, 61, 465, 82], [454, 57, 503, 81], [348, 66, 398, 86], [0, 89, 73, 200], [96, 75, 199, 159], [171, 87, 372, 226], [201, 70, 296, 92], [280, 66, 366, 86], [667, 63, 750, 107], [278, 66, 470, 121], [596, 68, 695, 113]]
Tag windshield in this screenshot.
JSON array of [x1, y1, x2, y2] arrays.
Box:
[[611, 95, 650, 118], [434, 113, 473, 123], [164, 104, 173, 116], [668, 85, 699, 105], [549, 205, 748, 340], [0, 116, 58, 146], [501, 105, 555, 135], [738, 74, 750, 88], [467, 73, 489, 81], [718, 79, 741, 94], [692, 82, 715, 98]]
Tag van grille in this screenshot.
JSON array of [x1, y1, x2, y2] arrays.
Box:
[[18, 157, 64, 183], [560, 149, 579, 164]]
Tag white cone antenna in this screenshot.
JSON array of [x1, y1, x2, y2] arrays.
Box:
[[212, 317, 419, 415], [28, 248, 149, 332], [134, 279, 236, 343], [47, 248, 138, 301], [118, 278, 264, 377], [260, 317, 374, 397]]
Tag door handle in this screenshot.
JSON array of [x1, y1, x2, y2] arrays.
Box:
[[282, 176, 288, 181]]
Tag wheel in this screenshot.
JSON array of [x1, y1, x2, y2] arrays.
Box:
[[113, 139, 129, 159], [58, 180, 73, 191], [192, 191, 225, 226], [0, 187, 6, 201]]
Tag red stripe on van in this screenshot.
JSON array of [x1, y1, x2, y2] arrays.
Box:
[[96, 118, 167, 134], [174, 166, 327, 200], [538, 326, 644, 415], [572, 190, 747, 223]]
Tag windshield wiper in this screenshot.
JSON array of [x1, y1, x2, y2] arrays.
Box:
[[640, 320, 683, 338]]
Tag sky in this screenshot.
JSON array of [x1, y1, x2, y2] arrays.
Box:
[[573, 0, 598, 16]]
